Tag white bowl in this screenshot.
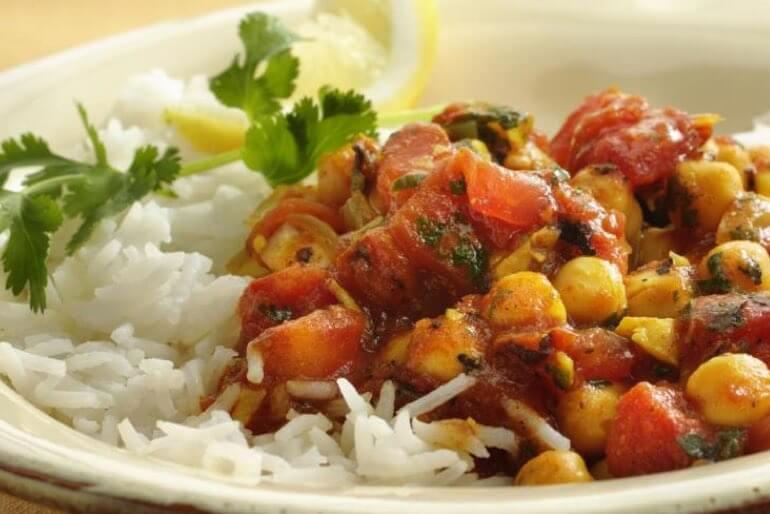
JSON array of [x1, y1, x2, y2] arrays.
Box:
[[2, 1, 770, 512]]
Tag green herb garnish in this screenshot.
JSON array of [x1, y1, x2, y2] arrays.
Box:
[[729, 226, 758, 242], [260, 304, 294, 323], [210, 13, 299, 121], [0, 106, 179, 312], [243, 87, 376, 186], [449, 178, 466, 195], [0, 12, 384, 311], [416, 217, 446, 247], [697, 252, 732, 294], [451, 237, 488, 287], [677, 428, 746, 461]]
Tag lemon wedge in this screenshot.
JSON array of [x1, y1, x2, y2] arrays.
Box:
[[166, 0, 438, 155], [164, 106, 247, 154], [305, 0, 439, 111]]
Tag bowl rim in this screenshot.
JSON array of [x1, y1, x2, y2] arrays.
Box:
[[3, 3, 770, 514], [3, 408, 770, 514]]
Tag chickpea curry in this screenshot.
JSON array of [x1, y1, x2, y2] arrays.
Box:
[[211, 87, 770, 484]]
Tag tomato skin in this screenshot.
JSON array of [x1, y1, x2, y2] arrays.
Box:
[[554, 184, 630, 273], [677, 293, 770, 376], [338, 154, 492, 321], [606, 382, 712, 477], [238, 264, 336, 346], [390, 189, 485, 293], [551, 90, 612, 167], [334, 227, 423, 316], [458, 149, 557, 230], [250, 305, 366, 381], [376, 122, 453, 211], [551, 89, 711, 188], [551, 327, 636, 382]]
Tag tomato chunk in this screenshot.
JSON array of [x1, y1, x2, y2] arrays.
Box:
[[249, 305, 366, 381], [551, 327, 636, 382], [334, 227, 423, 316], [606, 382, 712, 477], [376, 122, 453, 211], [677, 293, 770, 376], [551, 89, 712, 188], [390, 186, 488, 294], [238, 265, 336, 346], [458, 149, 556, 230], [554, 183, 630, 273]]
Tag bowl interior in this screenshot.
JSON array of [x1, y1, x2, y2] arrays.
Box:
[[2, 1, 770, 513]]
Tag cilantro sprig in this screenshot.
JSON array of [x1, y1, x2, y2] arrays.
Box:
[[0, 106, 179, 312], [185, 12, 378, 186], [210, 13, 299, 121], [0, 11, 407, 312], [244, 87, 377, 186]]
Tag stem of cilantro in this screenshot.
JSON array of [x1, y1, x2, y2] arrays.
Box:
[[378, 104, 445, 128], [23, 175, 86, 197], [178, 148, 243, 177], [173, 106, 444, 179]]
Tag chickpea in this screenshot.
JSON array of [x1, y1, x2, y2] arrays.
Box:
[[556, 382, 625, 457], [637, 226, 678, 267], [406, 309, 486, 382], [686, 353, 770, 426], [377, 330, 413, 367], [716, 193, 770, 249], [669, 160, 744, 233], [515, 450, 593, 486], [571, 166, 643, 245], [504, 140, 554, 171], [482, 272, 567, 330], [757, 171, 770, 198], [553, 257, 627, 325], [715, 139, 755, 189], [751, 146, 770, 196], [493, 226, 560, 278], [625, 259, 694, 318], [697, 241, 770, 293]]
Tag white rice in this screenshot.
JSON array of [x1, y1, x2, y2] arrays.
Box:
[[0, 68, 525, 487], [503, 398, 571, 451]]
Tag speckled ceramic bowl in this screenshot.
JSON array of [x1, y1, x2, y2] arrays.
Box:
[[3, 1, 770, 512]]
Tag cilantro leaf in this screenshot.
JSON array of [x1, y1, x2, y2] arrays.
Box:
[[0, 134, 75, 188], [677, 433, 714, 460], [261, 49, 300, 99], [677, 428, 747, 462], [319, 86, 375, 118], [210, 13, 299, 121], [243, 88, 377, 186], [0, 103, 181, 311], [62, 146, 180, 253], [77, 102, 107, 167], [0, 192, 63, 312]]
